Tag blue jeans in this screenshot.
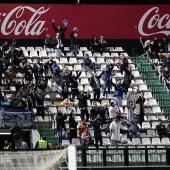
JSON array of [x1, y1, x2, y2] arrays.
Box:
[[115, 96, 123, 107], [71, 47, 78, 57], [14, 139, 22, 149], [103, 80, 112, 96], [129, 132, 140, 139]]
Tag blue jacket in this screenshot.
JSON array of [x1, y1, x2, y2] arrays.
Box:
[[92, 117, 103, 137], [129, 122, 139, 135], [113, 83, 125, 97], [102, 64, 113, 81], [83, 58, 92, 68]]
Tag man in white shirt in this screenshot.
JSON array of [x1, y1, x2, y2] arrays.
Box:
[[108, 102, 117, 120]]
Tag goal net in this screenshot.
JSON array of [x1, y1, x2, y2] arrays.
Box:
[[0, 149, 67, 170]]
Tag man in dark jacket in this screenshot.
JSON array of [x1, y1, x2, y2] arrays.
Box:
[[77, 90, 91, 122], [83, 54, 94, 76], [90, 71, 104, 101], [69, 70, 81, 99], [11, 122, 23, 149], [70, 27, 79, 57], [44, 34, 54, 54], [156, 119, 170, 140]]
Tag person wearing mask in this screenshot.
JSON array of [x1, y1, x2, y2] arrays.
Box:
[[156, 119, 170, 140], [70, 27, 79, 58], [83, 54, 94, 76], [69, 69, 81, 99], [11, 122, 23, 149], [44, 34, 54, 55], [52, 19, 68, 43], [112, 79, 126, 107], [3, 140, 12, 149], [109, 116, 128, 148], [90, 71, 104, 101], [93, 114, 103, 149], [68, 113, 78, 144], [35, 136, 48, 149], [77, 90, 91, 122], [77, 119, 88, 144], [128, 120, 140, 141], [102, 62, 113, 97]]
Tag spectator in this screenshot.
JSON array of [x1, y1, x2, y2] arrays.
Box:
[[128, 120, 140, 140], [77, 90, 90, 122], [10, 39, 23, 57], [5, 66, 16, 85], [11, 122, 23, 149], [69, 70, 81, 99], [90, 36, 100, 52], [90, 71, 104, 101], [68, 113, 78, 144], [35, 136, 48, 149], [156, 119, 170, 140], [23, 63, 33, 82], [157, 41, 165, 53], [37, 76, 47, 94], [90, 102, 101, 120], [77, 119, 88, 143], [93, 114, 103, 149], [52, 19, 68, 42], [51, 61, 61, 76], [83, 54, 94, 76], [44, 34, 54, 55], [70, 27, 79, 58], [162, 54, 170, 69], [127, 101, 135, 120], [100, 103, 110, 123], [98, 35, 107, 51], [3, 140, 12, 149], [144, 37, 153, 51], [33, 59, 43, 84], [44, 57, 53, 82], [136, 91, 145, 125], [165, 41, 170, 53], [81, 128, 93, 148], [108, 102, 117, 120], [118, 54, 128, 75], [14, 97, 27, 109], [0, 60, 3, 85], [149, 40, 158, 60], [21, 141, 28, 149], [60, 67, 69, 83], [11, 54, 20, 73], [109, 116, 128, 147], [102, 62, 113, 97], [163, 67, 170, 89], [61, 80, 69, 100], [56, 109, 67, 136], [2, 40, 11, 58], [1, 54, 10, 73], [112, 79, 126, 107], [162, 36, 168, 49]]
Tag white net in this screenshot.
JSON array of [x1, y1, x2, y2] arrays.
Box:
[[0, 149, 67, 170]]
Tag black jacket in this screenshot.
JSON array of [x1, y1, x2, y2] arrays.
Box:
[[90, 71, 104, 89], [56, 112, 67, 130], [69, 71, 81, 88], [69, 31, 79, 49], [156, 124, 166, 135], [77, 94, 91, 108], [11, 125, 23, 140]]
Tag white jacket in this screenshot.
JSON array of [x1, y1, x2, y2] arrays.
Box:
[[109, 121, 127, 141]]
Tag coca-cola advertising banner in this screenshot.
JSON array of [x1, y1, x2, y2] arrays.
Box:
[[0, 4, 170, 39]]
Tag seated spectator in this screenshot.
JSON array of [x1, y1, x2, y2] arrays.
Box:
[[128, 120, 140, 140], [1, 54, 10, 73], [98, 35, 107, 51], [90, 36, 100, 52], [157, 41, 165, 53], [81, 128, 93, 148], [77, 119, 88, 143], [118, 54, 129, 75], [5, 66, 16, 85], [2, 41, 11, 58], [162, 54, 170, 69], [44, 34, 54, 55], [163, 67, 170, 89], [109, 116, 128, 148], [83, 54, 94, 76], [165, 41, 170, 53], [3, 139, 12, 149], [156, 119, 170, 140]]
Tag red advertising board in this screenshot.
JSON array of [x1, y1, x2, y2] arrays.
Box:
[[0, 4, 170, 39]]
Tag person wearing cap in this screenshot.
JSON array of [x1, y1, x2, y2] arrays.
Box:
[[156, 119, 170, 140], [35, 136, 48, 149], [44, 34, 54, 55], [109, 116, 128, 148]]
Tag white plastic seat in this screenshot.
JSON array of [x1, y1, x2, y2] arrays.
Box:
[[142, 138, 151, 145], [148, 116, 157, 121], [27, 47, 34, 51], [73, 64, 82, 71], [89, 57, 95, 63], [142, 122, 151, 129], [139, 85, 148, 91], [152, 138, 161, 145], [152, 122, 159, 129], [67, 107, 76, 114], [35, 47, 43, 51], [135, 79, 144, 84], [132, 138, 141, 145], [84, 50, 92, 56], [132, 71, 140, 78], [93, 52, 101, 57], [30, 50, 38, 58], [80, 47, 88, 51], [10, 86, 16, 92], [79, 71, 86, 78], [77, 51, 83, 57], [69, 58, 78, 64], [23, 51, 29, 57], [39, 51, 47, 58], [147, 130, 156, 136], [115, 47, 124, 51], [148, 99, 158, 106], [62, 140, 70, 146], [152, 106, 162, 113], [102, 52, 110, 58], [144, 92, 153, 98], [161, 138, 170, 144], [72, 138, 80, 146], [48, 107, 57, 114], [103, 138, 111, 146], [78, 85, 83, 91], [157, 115, 166, 120], [106, 59, 114, 63], [60, 58, 68, 64], [58, 107, 67, 113], [80, 78, 89, 84], [64, 47, 70, 52], [111, 53, 119, 57], [84, 85, 93, 91], [20, 46, 26, 51], [96, 58, 105, 64]]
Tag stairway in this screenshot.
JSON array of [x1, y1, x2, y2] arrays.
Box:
[[133, 57, 170, 119]]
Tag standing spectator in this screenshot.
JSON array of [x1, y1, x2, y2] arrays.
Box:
[[33, 59, 43, 84], [2, 41, 11, 58], [83, 54, 94, 76], [51, 61, 61, 77], [93, 114, 103, 149], [10, 39, 23, 57], [81, 128, 93, 148], [5, 66, 16, 85], [118, 54, 128, 75], [98, 35, 107, 51], [60, 68, 69, 83], [128, 120, 140, 140], [23, 63, 33, 82], [0, 60, 3, 85], [127, 101, 135, 120], [100, 103, 110, 124], [52, 19, 68, 42], [61, 80, 69, 100], [35, 89, 46, 120], [112, 79, 126, 107], [56, 109, 67, 137], [109, 116, 128, 147], [136, 91, 145, 125], [108, 102, 117, 120], [77, 119, 88, 143], [1, 54, 10, 73], [68, 113, 78, 144], [11, 122, 23, 149], [90, 71, 104, 101], [90, 102, 101, 120], [44, 34, 54, 55], [69, 70, 81, 99], [165, 41, 170, 53], [70, 27, 79, 58], [162, 36, 168, 49], [77, 90, 90, 122], [102, 62, 113, 97], [44, 57, 53, 82], [90, 36, 100, 52], [156, 119, 170, 140]]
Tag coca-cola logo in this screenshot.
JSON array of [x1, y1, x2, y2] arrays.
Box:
[[138, 7, 170, 36], [0, 6, 50, 36]]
